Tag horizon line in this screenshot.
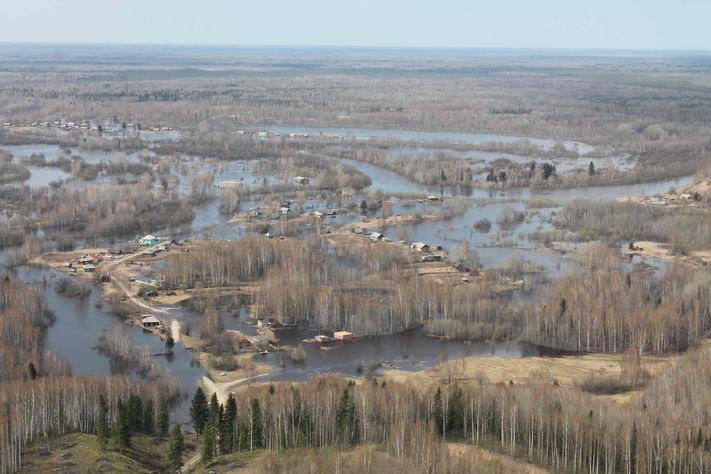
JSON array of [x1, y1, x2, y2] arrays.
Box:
[[0, 41, 710, 54]]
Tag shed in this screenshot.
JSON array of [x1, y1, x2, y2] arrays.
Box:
[[426, 195, 442, 202], [411, 242, 430, 252], [333, 331, 353, 341], [83, 264, 96, 273], [141, 315, 161, 328]]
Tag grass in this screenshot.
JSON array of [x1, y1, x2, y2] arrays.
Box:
[[20, 432, 173, 473], [198, 443, 548, 473]]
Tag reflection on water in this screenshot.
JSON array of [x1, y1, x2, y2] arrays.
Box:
[[13, 267, 205, 424]]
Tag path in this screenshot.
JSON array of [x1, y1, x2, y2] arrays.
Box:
[[104, 243, 171, 315], [202, 373, 271, 404]]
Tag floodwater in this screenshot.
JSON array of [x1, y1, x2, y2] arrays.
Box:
[[4, 128, 695, 400], [259, 125, 594, 153], [260, 326, 545, 382], [13, 267, 205, 424]]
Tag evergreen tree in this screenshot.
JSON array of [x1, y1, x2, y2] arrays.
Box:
[[209, 393, 220, 424], [165, 336, 175, 353], [448, 386, 464, 437], [218, 405, 231, 454], [249, 398, 262, 450], [142, 399, 155, 435], [167, 424, 184, 472], [114, 399, 131, 449], [157, 397, 169, 437], [127, 394, 143, 433], [433, 386, 444, 435], [202, 422, 216, 463], [336, 387, 354, 446], [28, 362, 37, 380], [360, 200, 367, 213], [589, 161, 596, 176], [97, 395, 110, 451], [225, 394, 237, 452], [190, 388, 209, 438]]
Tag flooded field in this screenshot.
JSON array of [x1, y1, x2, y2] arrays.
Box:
[[1, 127, 694, 407]]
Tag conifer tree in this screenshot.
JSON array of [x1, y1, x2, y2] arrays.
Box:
[[157, 397, 170, 437], [168, 424, 184, 471], [190, 387, 209, 438], [114, 399, 131, 449], [97, 395, 110, 451]]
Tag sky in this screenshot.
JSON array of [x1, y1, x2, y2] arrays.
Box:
[[1, 0, 709, 51]]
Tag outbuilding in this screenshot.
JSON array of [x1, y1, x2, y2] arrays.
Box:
[[141, 315, 161, 328], [333, 331, 353, 341], [140, 234, 159, 246]]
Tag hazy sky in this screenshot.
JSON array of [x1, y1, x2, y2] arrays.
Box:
[[1, 0, 709, 50]]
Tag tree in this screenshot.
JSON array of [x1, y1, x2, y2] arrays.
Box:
[[165, 336, 175, 353], [127, 394, 143, 433], [433, 386, 444, 435], [202, 422, 215, 463], [209, 393, 220, 424], [168, 424, 184, 472], [224, 394, 237, 452], [27, 362, 37, 380], [142, 399, 155, 435], [218, 405, 231, 454], [97, 395, 110, 451], [589, 161, 596, 176], [190, 388, 209, 438], [336, 387, 354, 446], [157, 397, 170, 437], [542, 162, 556, 180], [248, 398, 262, 451], [360, 199, 367, 214], [114, 399, 131, 449]]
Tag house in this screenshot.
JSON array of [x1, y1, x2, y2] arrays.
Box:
[[83, 264, 96, 273], [141, 315, 161, 328], [294, 176, 311, 185], [314, 335, 331, 343], [369, 232, 384, 242], [280, 207, 291, 216], [140, 234, 159, 246], [411, 242, 430, 252], [680, 193, 693, 201], [426, 195, 442, 202], [133, 276, 161, 289], [333, 331, 353, 341], [421, 255, 442, 263], [216, 180, 243, 188]]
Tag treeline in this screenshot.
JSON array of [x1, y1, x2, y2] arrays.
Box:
[[0, 376, 167, 473], [0, 278, 67, 380], [162, 238, 518, 338], [2, 183, 194, 252], [558, 200, 711, 251], [523, 246, 711, 353], [218, 371, 711, 474], [255, 153, 372, 191], [0, 276, 167, 473]]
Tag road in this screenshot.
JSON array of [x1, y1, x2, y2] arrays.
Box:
[[104, 243, 170, 315]]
